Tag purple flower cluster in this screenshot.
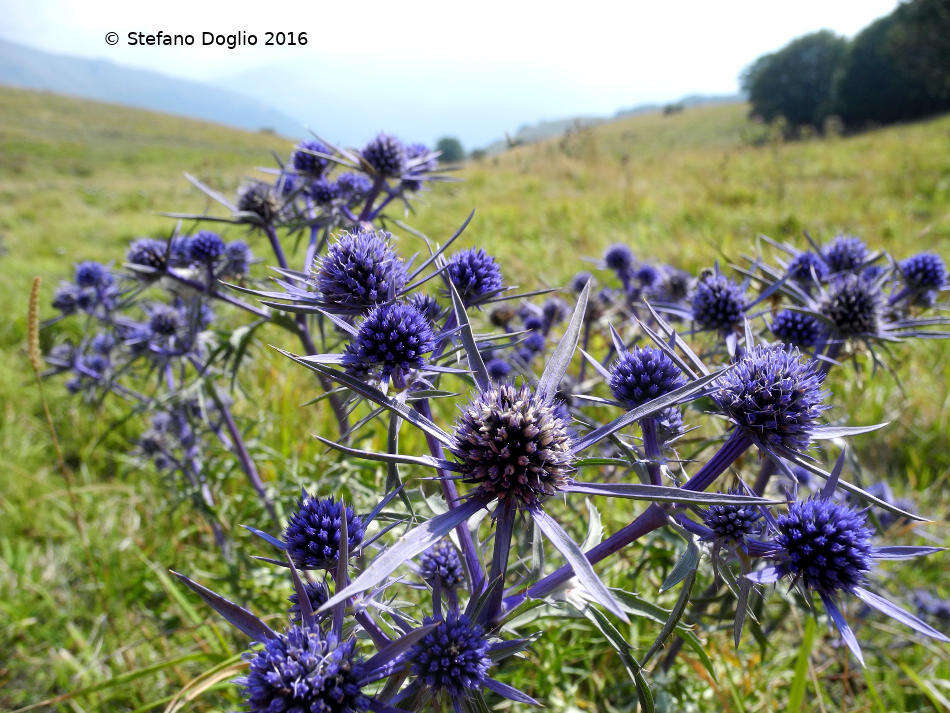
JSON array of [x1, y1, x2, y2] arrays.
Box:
[[283, 494, 366, 570], [712, 345, 828, 450], [609, 347, 686, 409]]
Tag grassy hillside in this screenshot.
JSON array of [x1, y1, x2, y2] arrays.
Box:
[[2, 85, 949, 711]]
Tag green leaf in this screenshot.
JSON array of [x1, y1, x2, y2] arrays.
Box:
[[644, 538, 699, 665], [900, 664, 950, 712], [11, 653, 214, 713], [786, 615, 816, 713], [582, 605, 654, 713]]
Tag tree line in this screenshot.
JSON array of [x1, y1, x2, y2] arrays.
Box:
[[742, 0, 950, 134]]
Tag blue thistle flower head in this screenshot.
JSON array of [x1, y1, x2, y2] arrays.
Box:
[[489, 305, 517, 329], [127, 238, 168, 272], [786, 251, 828, 285], [240, 627, 369, 713], [608, 347, 687, 409], [403, 143, 437, 191], [712, 344, 828, 450], [655, 406, 685, 440], [314, 230, 408, 313], [775, 498, 873, 593], [90, 332, 115, 354], [571, 272, 593, 293], [335, 172, 373, 200], [278, 173, 297, 197], [186, 231, 225, 265], [288, 581, 329, 623], [900, 253, 946, 291], [770, 309, 824, 349], [419, 539, 465, 590], [453, 383, 574, 508], [84, 353, 109, 375], [223, 241, 252, 276], [446, 248, 504, 306], [635, 263, 660, 287], [702, 492, 763, 543], [861, 264, 885, 282], [823, 235, 868, 273], [283, 494, 366, 570], [52, 283, 80, 314], [819, 274, 883, 338], [46, 342, 75, 367], [342, 302, 436, 382], [362, 132, 407, 176], [169, 236, 192, 267], [650, 266, 692, 303], [691, 273, 745, 332], [405, 293, 442, 323], [237, 181, 279, 223], [310, 177, 339, 205], [542, 297, 570, 329], [406, 142, 438, 172], [522, 330, 546, 354], [75, 261, 113, 288], [292, 139, 331, 176], [75, 288, 98, 312], [485, 357, 512, 381], [523, 313, 545, 332], [603, 244, 634, 276], [409, 614, 490, 696], [148, 304, 182, 337]]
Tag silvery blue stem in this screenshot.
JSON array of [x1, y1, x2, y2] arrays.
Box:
[[211, 386, 280, 528], [304, 197, 321, 271], [640, 417, 662, 486], [359, 177, 386, 222], [503, 429, 752, 610], [414, 398, 486, 594], [484, 500, 516, 623], [355, 610, 390, 647], [888, 286, 911, 306], [368, 191, 398, 220], [577, 321, 592, 382]]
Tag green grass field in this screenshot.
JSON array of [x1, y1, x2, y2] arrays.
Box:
[[2, 83, 949, 712]]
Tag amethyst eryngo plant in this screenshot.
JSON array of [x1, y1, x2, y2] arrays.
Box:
[[44, 131, 950, 710], [43, 132, 451, 550], [170, 226, 947, 711]]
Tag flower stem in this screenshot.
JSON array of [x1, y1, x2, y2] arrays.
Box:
[[359, 177, 386, 222], [414, 398, 486, 594], [210, 386, 280, 528], [640, 417, 662, 486], [502, 429, 752, 610]]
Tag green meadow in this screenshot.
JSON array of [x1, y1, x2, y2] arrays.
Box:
[[1, 83, 949, 711]]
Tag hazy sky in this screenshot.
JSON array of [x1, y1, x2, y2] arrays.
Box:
[[3, 0, 900, 144]]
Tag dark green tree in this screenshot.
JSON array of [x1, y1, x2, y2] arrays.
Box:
[[435, 136, 465, 163], [741, 30, 848, 131], [835, 0, 950, 126]]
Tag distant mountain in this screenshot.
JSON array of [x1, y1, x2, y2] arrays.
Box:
[[0, 37, 305, 137], [614, 93, 744, 117], [476, 94, 745, 155]]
